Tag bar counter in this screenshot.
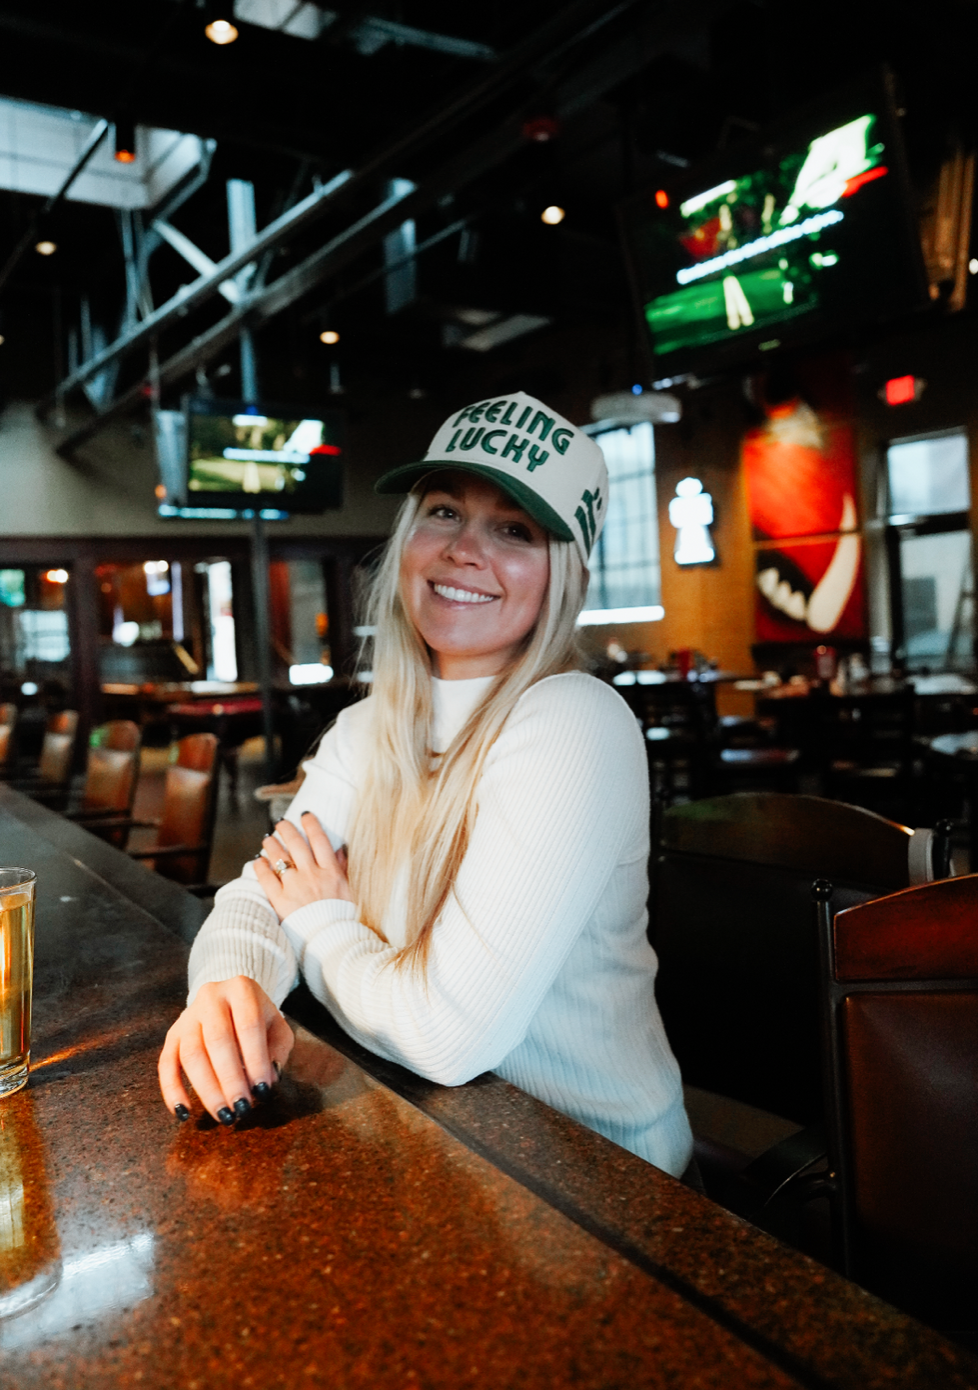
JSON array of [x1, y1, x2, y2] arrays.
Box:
[[0, 785, 975, 1390]]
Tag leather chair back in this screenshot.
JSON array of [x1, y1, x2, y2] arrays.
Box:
[[818, 874, 978, 1329], [155, 733, 219, 884], [37, 715, 79, 787], [651, 793, 940, 1125], [47, 710, 79, 739], [101, 720, 141, 753], [81, 722, 142, 815], [82, 750, 138, 814]]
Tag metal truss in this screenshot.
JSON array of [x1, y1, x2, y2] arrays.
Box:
[[38, 0, 721, 455]]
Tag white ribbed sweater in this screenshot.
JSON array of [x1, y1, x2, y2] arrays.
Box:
[[187, 671, 693, 1176]]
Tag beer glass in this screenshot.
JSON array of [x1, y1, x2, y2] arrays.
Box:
[[0, 869, 36, 1098]]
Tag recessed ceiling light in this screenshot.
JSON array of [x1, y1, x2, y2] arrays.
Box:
[[319, 329, 340, 344], [541, 205, 565, 226], [205, 17, 238, 44], [0, 335, 5, 346], [35, 240, 57, 256]]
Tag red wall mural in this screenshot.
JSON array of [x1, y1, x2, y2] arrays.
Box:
[[743, 376, 865, 643]]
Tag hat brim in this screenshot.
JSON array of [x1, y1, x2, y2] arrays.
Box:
[[374, 460, 575, 544]]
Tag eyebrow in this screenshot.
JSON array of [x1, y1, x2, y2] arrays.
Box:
[[424, 481, 529, 518]]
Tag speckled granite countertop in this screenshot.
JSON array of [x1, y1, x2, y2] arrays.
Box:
[[0, 786, 974, 1390]]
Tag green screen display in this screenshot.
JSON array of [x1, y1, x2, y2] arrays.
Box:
[[621, 89, 925, 370], [186, 400, 344, 513]]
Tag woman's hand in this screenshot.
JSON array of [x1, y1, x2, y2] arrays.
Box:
[[253, 811, 353, 922], [158, 976, 293, 1124]]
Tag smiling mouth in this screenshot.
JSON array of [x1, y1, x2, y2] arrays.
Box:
[[431, 582, 498, 604]]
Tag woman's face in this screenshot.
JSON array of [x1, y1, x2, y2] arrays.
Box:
[[400, 471, 551, 680]]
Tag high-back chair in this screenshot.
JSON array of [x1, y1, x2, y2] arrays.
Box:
[[650, 793, 951, 1127], [3, 710, 80, 803], [127, 733, 220, 888], [0, 702, 16, 771], [64, 721, 142, 842], [37, 709, 79, 786], [815, 874, 978, 1337]]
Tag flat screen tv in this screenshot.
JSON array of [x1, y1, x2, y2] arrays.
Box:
[[183, 398, 344, 513], [618, 72, 928, 375]]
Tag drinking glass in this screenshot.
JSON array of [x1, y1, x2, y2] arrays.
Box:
[[0, 869, 36, 1098]]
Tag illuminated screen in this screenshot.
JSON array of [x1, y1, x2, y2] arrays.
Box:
[[186, 399, 343, 513], [619, 80, 925, 371]]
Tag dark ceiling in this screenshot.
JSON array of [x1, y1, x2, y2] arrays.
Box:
[[1, 0, 977, 417]]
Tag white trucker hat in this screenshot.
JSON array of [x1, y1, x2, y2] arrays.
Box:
[[375, 391, 609, 565]]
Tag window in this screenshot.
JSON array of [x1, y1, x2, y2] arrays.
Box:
[[885, 430, 973, 671], [580, 423, 663, 624]]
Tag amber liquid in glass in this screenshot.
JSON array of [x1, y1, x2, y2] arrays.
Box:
[[0, 892, 34, 1094]]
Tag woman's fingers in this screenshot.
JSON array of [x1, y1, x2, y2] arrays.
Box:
[[301, 810, 338, 868], [158, 1021, 193, 1118], [226, 976, 286, 1095], [184, 1016, 244, 1124], [271, 818, 315, 870], [157, 978, 291, 1124]]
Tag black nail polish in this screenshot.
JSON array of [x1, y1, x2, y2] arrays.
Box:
[[217, 1107, 235, 1126], [174, 1103, 190, 1122], [233, 1097, 252, 1118], [252, 1081, 271, 1099]]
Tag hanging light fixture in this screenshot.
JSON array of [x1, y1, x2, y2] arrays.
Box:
[[540, 205, 565, 226], [35, 240, 57, 256], [205, 11, 239, 44], [319, 329, 340, 344], [114, 117, 137, 164]]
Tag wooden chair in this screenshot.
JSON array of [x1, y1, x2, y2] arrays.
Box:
[[2, 710, 79, 800], [0, 702, 16, 771], [813, 686, 917, 821], [815, 874, 978, 1339], [84, 733, 220, 891], [621, 679, 715, 803], [60, 721, 142, 845], [651, 792, 952, 1128]]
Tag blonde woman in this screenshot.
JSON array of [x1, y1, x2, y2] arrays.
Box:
[[159, 392, 693, 1177]]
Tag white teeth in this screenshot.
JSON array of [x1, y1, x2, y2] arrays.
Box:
[[433, 583, 497, 604]]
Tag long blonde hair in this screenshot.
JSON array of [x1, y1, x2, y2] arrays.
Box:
[[347, 486, 588, 970]]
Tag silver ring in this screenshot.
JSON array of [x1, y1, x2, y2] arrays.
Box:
[[273, 859, 292, 876]]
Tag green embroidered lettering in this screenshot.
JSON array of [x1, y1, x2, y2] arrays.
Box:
[[452, 405, 472, 426], [516, 406, 532, 430], [481, 429, 506, 455], [461, 427, 484, 450], [484, 400, 506, 423], [579, 488, 599, 539], [527, 444, 549, 471], [445, 429, 462, 453], [575, 504, 594, 551], [551, 427, 573, 455], [501, 433, 529, 463], [501, 402, 517, 426], [527, 411, 554, 440], [467, 401, 490, 424]]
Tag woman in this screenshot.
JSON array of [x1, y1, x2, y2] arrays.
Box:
[[159, 391, 693, 1178]]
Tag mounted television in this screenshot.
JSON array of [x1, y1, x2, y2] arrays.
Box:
[[618, 72, 928, 375], [183, 398, 344, 514]]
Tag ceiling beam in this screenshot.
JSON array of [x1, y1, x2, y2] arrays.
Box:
[[38, 0, 642, 420], [51, 0, 729, 456]]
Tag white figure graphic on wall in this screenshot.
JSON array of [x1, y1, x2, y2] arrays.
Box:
[[669, 477, 716, 565]]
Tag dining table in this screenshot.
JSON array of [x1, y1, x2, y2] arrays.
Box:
[[0, 783, 975, 1389]]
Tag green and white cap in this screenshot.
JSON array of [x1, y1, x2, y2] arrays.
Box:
[[375, 391, 608, 565]]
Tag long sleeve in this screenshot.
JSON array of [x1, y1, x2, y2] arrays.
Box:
[[186, 695, 365, 1006], [274, 674, 648, 1086]]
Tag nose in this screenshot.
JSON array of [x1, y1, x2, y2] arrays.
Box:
[[443, 517, 487, 567]]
